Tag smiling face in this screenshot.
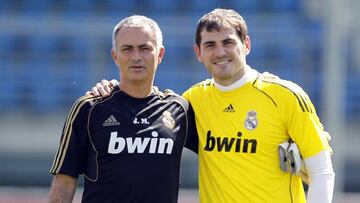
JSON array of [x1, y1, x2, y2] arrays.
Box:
[[111, 26, 164, 86], [194, 26, 251, 86]]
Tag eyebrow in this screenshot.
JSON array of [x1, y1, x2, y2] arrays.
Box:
[[202, 37, 235, 46], [202, 41, 215, 46], [120, 45, 133, 48], [121, 43, 151, 48], [139, 44, 151, 48], [223, 38, 235, 43]]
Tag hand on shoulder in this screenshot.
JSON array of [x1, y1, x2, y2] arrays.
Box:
[[86, 79, 119, 97]]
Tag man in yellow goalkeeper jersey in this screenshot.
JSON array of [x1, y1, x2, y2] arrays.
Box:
[[182, 8, 335, 203], [90, 8, 335, 203]]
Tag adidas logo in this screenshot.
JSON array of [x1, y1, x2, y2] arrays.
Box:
[[223, 104, 235, 112], [103, 115, 120, 126]]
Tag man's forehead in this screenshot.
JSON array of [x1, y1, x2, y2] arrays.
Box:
[[117, 26, 156, 45], [118, 26, 153, 36], [200, 26, 237, 41]]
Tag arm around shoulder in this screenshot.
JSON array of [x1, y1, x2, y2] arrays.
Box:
[[48, 174, 77, 203]]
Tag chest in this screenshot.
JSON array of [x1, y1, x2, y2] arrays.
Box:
[[193, 92, 288, 154], [87, 100, 186, 155]]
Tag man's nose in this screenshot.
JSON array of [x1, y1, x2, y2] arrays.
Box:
[[131, 50, 142, 62], [214, 46, 226, 57]]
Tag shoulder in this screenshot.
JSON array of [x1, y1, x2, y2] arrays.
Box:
[[73, 94, 101, 108], [161, 88, 190, 111], [183, 79, 213, 99], [187, 79, 213, 91], [152, 86, 190, 112], [253, 75, 312, 110], [68, 94, 104, 116], [254, 72, 294, 89], [254, 74, 306, 97]]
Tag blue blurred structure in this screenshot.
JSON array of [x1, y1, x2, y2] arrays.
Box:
[[3, 0, 358, 118], [0, 0, 359, 192]]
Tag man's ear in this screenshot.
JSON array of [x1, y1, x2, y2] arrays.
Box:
[[158, 46, 165, 64], [244, 35, 251, 55], [194, 44, 203, 62], [111, 48, 119, 66]]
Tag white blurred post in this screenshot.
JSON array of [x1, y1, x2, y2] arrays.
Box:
[[322, 0, 349, 202]]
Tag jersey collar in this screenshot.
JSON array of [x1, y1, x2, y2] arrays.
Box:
[[214, 65, 258, 92]]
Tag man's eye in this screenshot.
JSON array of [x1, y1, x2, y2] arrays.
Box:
[[224, 41, 234, 46]]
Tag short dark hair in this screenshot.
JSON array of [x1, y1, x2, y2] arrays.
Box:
[[195, 8, 248, 47]]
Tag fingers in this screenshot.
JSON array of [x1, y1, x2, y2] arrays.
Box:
[[109, 79, 119, 87], [99, 80, 109, 95], [89, 79, 117, 97], [91, 85, 101, 96], [101, 79, 117, 96], [96, 82, 110, 97]]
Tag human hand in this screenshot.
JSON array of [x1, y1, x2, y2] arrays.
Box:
[[86, 79, 119, 97]]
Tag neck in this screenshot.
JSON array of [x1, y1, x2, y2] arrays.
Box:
[[214, 65, 246, 86], [119, 82, 153, 98], [214, 75, 243, 86], [214, 66, 256, 91]]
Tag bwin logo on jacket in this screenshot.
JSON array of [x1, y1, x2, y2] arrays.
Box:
[[107, 131, 174, 154]]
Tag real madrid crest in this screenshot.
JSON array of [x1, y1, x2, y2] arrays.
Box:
[[244, 110, 258, 130], [162, 111, 175, 130]]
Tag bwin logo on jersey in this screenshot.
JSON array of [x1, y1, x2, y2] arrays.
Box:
[[204, 130, 257, 153], [107, 131, 174, 154], [244, 110, 258, 130]]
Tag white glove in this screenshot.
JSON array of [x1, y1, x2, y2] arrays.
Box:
[[279, 141, 309, 184]]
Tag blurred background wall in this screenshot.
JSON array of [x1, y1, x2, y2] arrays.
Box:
[[0, 0, 359, 202]]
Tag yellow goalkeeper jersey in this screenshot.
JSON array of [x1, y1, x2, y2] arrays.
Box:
[[182, 68, 331, 203]]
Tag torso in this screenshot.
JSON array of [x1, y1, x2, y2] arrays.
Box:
[[54, 86, 191, 203], [182, 71, 328, 203]]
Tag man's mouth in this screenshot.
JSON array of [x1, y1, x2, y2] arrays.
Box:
[[130, 65, 145, 69], [214, 60, 231, 65]]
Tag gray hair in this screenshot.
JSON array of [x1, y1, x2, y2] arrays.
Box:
[[112, 15, 163, 52]]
